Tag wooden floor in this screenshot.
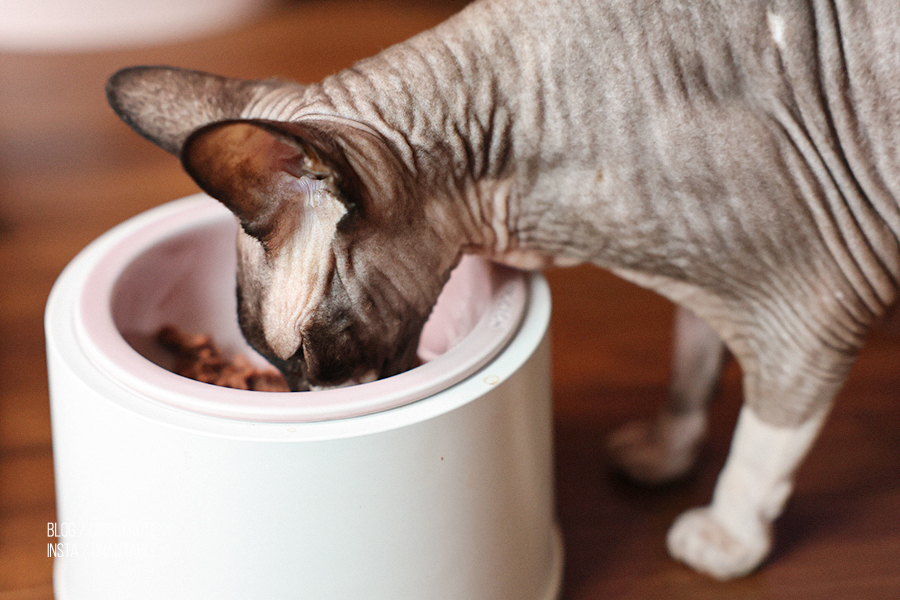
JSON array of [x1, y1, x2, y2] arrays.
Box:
[[2, 1, 899, 598]]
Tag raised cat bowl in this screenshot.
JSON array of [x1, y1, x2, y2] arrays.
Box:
[[45, 194, 562, 600]]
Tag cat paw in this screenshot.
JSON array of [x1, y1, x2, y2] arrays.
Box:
[[607, 413, 705, 485], [666, 507, 771, 580]]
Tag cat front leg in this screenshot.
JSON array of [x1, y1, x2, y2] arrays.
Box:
[[657, 272, 874, 580], [666, 404, 829, 580], [608, 306, 727, 484]]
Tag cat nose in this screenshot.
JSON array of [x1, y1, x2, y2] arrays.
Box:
[[282, 371, 310, 392], [270, 345, 310, 392]]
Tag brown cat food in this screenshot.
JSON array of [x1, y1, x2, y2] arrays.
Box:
[[155, 325, 290, 392]]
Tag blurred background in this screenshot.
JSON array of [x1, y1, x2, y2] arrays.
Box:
[[1, 1, 898, 598]]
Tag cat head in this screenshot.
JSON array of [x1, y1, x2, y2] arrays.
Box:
[[107, 66, 459, 390]]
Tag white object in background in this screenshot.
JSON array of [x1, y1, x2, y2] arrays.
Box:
[[45, 195, 563, 600], [0, 0, 273, 52]]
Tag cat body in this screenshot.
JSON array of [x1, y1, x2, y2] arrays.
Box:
[[107, 0, 900, 581]]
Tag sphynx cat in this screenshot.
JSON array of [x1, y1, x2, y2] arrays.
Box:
[[106, 0, 900, 581]]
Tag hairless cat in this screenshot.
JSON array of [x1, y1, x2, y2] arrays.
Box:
[[106, 0, 900, 580]]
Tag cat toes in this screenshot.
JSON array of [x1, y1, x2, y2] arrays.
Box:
[[607, 414, 705, 485], [666, 507, 771, 580], [607, 421, 690, 484]]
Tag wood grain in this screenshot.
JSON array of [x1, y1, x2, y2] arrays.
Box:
[[1, 1, 898, 597]]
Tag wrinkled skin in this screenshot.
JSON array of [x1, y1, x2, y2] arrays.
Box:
[[107, 0, 900, 581]]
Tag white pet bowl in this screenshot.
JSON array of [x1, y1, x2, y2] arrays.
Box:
[[45, 195, 562, 600]]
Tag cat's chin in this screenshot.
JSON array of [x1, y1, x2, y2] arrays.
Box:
[[306, 369, 380, 392]]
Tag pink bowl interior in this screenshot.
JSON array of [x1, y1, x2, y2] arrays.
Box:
[[77, 198, 527, 422]]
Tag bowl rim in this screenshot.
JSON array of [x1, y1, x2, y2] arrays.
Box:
[[73, 195, 529, 423]]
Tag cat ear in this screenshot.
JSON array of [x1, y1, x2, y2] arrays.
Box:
[[106, 66, 265, 155], [180, 120, 357, 240]]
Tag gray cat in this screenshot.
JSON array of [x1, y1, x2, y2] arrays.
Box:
[[106, 0, 900, 581]]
